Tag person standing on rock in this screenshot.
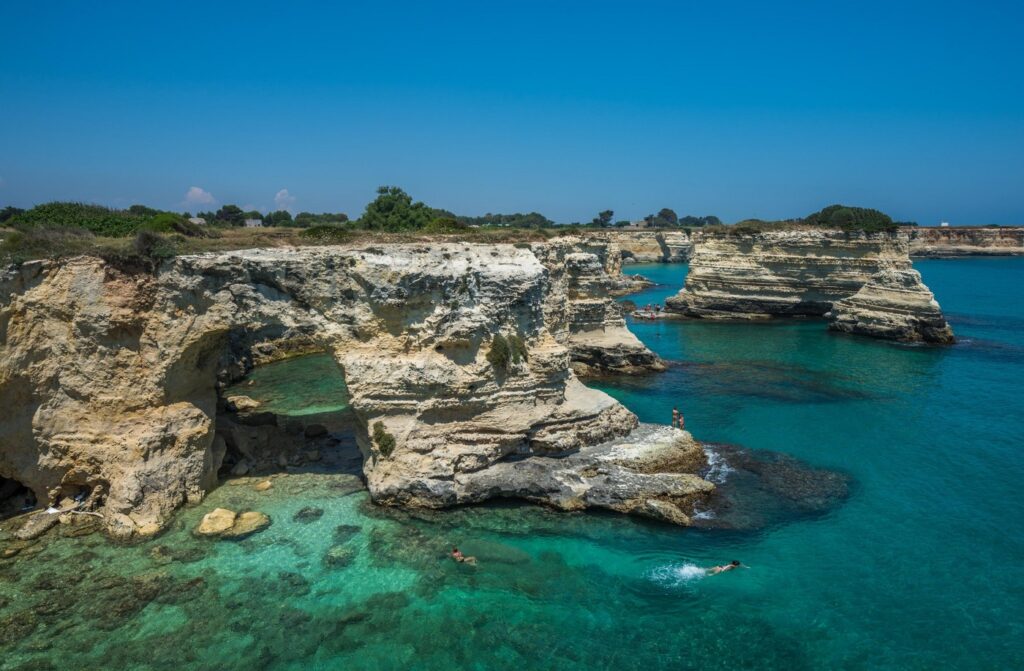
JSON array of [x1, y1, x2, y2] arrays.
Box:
[[678, 410, 685, 430], [671, 407, 679, 428]]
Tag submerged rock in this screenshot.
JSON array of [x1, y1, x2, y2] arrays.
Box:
[[223, 511, 271, 539], [13, 513, 60, 541], [293, 506, 324, 523], [324, 545, 356, 569]]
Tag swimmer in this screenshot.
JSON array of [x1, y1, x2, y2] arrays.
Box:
[[706, 560, 741, 575], [451, 546, 477, 565]]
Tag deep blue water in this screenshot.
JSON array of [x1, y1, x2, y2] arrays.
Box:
[[1, 258, 1021, 670]]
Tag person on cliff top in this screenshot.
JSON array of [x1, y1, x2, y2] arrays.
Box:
[[672, 407, 679, 427], [451, 547, 477, 565], [707, 560, 741, 575], [678, 411, 685, 430]]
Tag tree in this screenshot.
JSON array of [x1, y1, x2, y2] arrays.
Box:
[[213, 204, 245, 226], [803, 204, 896, 233], [357, 186, 434, 231], [0, 206, 25, 223], [591, 209, 614, 227], [264, 210, 293, 227]]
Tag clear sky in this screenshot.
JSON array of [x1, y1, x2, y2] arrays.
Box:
[[1, 1, 1022, 224]]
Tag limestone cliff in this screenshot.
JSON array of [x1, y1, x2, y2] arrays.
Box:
[[908, 227, 1024, 257], [827, 268, 954, 343], [0, 243, 699, 538], [664, 230, 954, 343], [599, 230, 692, 263], [532, 239, 664, 375]]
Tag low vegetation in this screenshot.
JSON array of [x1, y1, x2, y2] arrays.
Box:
[[486, 333, 529, 373], [0, 190, 916, 266], [372, 421, 396, 458]]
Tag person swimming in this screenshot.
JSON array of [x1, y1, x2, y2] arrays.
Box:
[[451, 546, 477, 565], [706, 560, 741, 575]]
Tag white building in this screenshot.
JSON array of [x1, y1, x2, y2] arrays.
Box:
[[244, 218, 263, 228], [188, 217, 207, 226], [940, 221, 950, 227]]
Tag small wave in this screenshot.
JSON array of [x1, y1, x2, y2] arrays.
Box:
[[702, 447, 735, 484], [692, 508, 716, 520], [648, 562, 707, 587]]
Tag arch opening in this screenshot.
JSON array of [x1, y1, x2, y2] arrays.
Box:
[[213, 349, 363, 481]]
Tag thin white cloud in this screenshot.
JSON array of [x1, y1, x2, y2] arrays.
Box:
[[183, 186, 216, 207], [274, 188, 296, 212]]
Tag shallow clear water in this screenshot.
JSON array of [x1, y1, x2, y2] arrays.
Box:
[[2, 259, 1023, 670], [223, 353, 349, 416]]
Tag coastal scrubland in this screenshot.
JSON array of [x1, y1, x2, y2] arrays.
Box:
[[1, 188, 923, 266]]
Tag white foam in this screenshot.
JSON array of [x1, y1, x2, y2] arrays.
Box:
[[648, 562, 707, 587], [703, 447, 735, 484]]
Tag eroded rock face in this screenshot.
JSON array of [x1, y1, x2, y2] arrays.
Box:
[[827, 268, 955, 343], [455, 424, 713, 525], [664, 230, 953, 342], [532, 239, 664, 376], [908, 227, 1024, 257], [0, 242, 683, 536], [599, 231, 693, 263]]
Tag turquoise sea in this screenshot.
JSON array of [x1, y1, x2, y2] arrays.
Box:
[[1, 258, 1022, 670]]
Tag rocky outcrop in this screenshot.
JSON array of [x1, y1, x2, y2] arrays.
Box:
[[456, 424, 713, 525], [908, 227, 1024, 257], [599, 230, 693, 263], [827, 268, 955, 343], [664, 229, 953, 343], [0, 242, 698, 537], [532, 239, 664, 375]]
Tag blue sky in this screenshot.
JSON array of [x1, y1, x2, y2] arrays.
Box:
[[1, 1, 1022, 224]]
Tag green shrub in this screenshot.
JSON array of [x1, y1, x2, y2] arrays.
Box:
[[508, 334, 529, 363], [422, 217, 467, 234], [487, 333, 528, 371], [132, 230, 177, 260], [487, 334, 512, 371], [372, 421, 396, 458], [299, 225, 352, 242], [0, 225, 99, 264], [803, 204, 896, 233], [10, 202, 144, 237]]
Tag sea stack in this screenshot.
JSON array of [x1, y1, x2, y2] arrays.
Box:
[[664, 229, 954, 343]]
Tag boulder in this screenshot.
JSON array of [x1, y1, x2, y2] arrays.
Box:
[[222, 511, 271, 539], [195, 508, 237, 536], [254, 480, 273, 492], [225, 395, 262, 412]]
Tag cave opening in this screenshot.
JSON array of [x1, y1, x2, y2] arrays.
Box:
[[214, 351, 363, 481], [0, 476, 36, 521]]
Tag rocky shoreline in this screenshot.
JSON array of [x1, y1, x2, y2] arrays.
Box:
[[0, 239, 694, 539]]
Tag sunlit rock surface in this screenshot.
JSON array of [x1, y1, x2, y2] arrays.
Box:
[[664, 229, 953, 342], [908, 226, 1024, 257], [0, 241, 688, 537], [827, 268, 955, 343]]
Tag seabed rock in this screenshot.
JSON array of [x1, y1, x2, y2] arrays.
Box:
[[194, 508, 271, 539], [293, 506, 324, 523]]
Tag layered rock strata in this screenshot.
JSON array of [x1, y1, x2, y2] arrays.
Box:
[[0, 242, 696, 538], [664, 230, 954, 343], [532, 239, 664, 375], [908, 227, 1024, 257], [600, 230, 693, 263], [828, 268, 955, 343]]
